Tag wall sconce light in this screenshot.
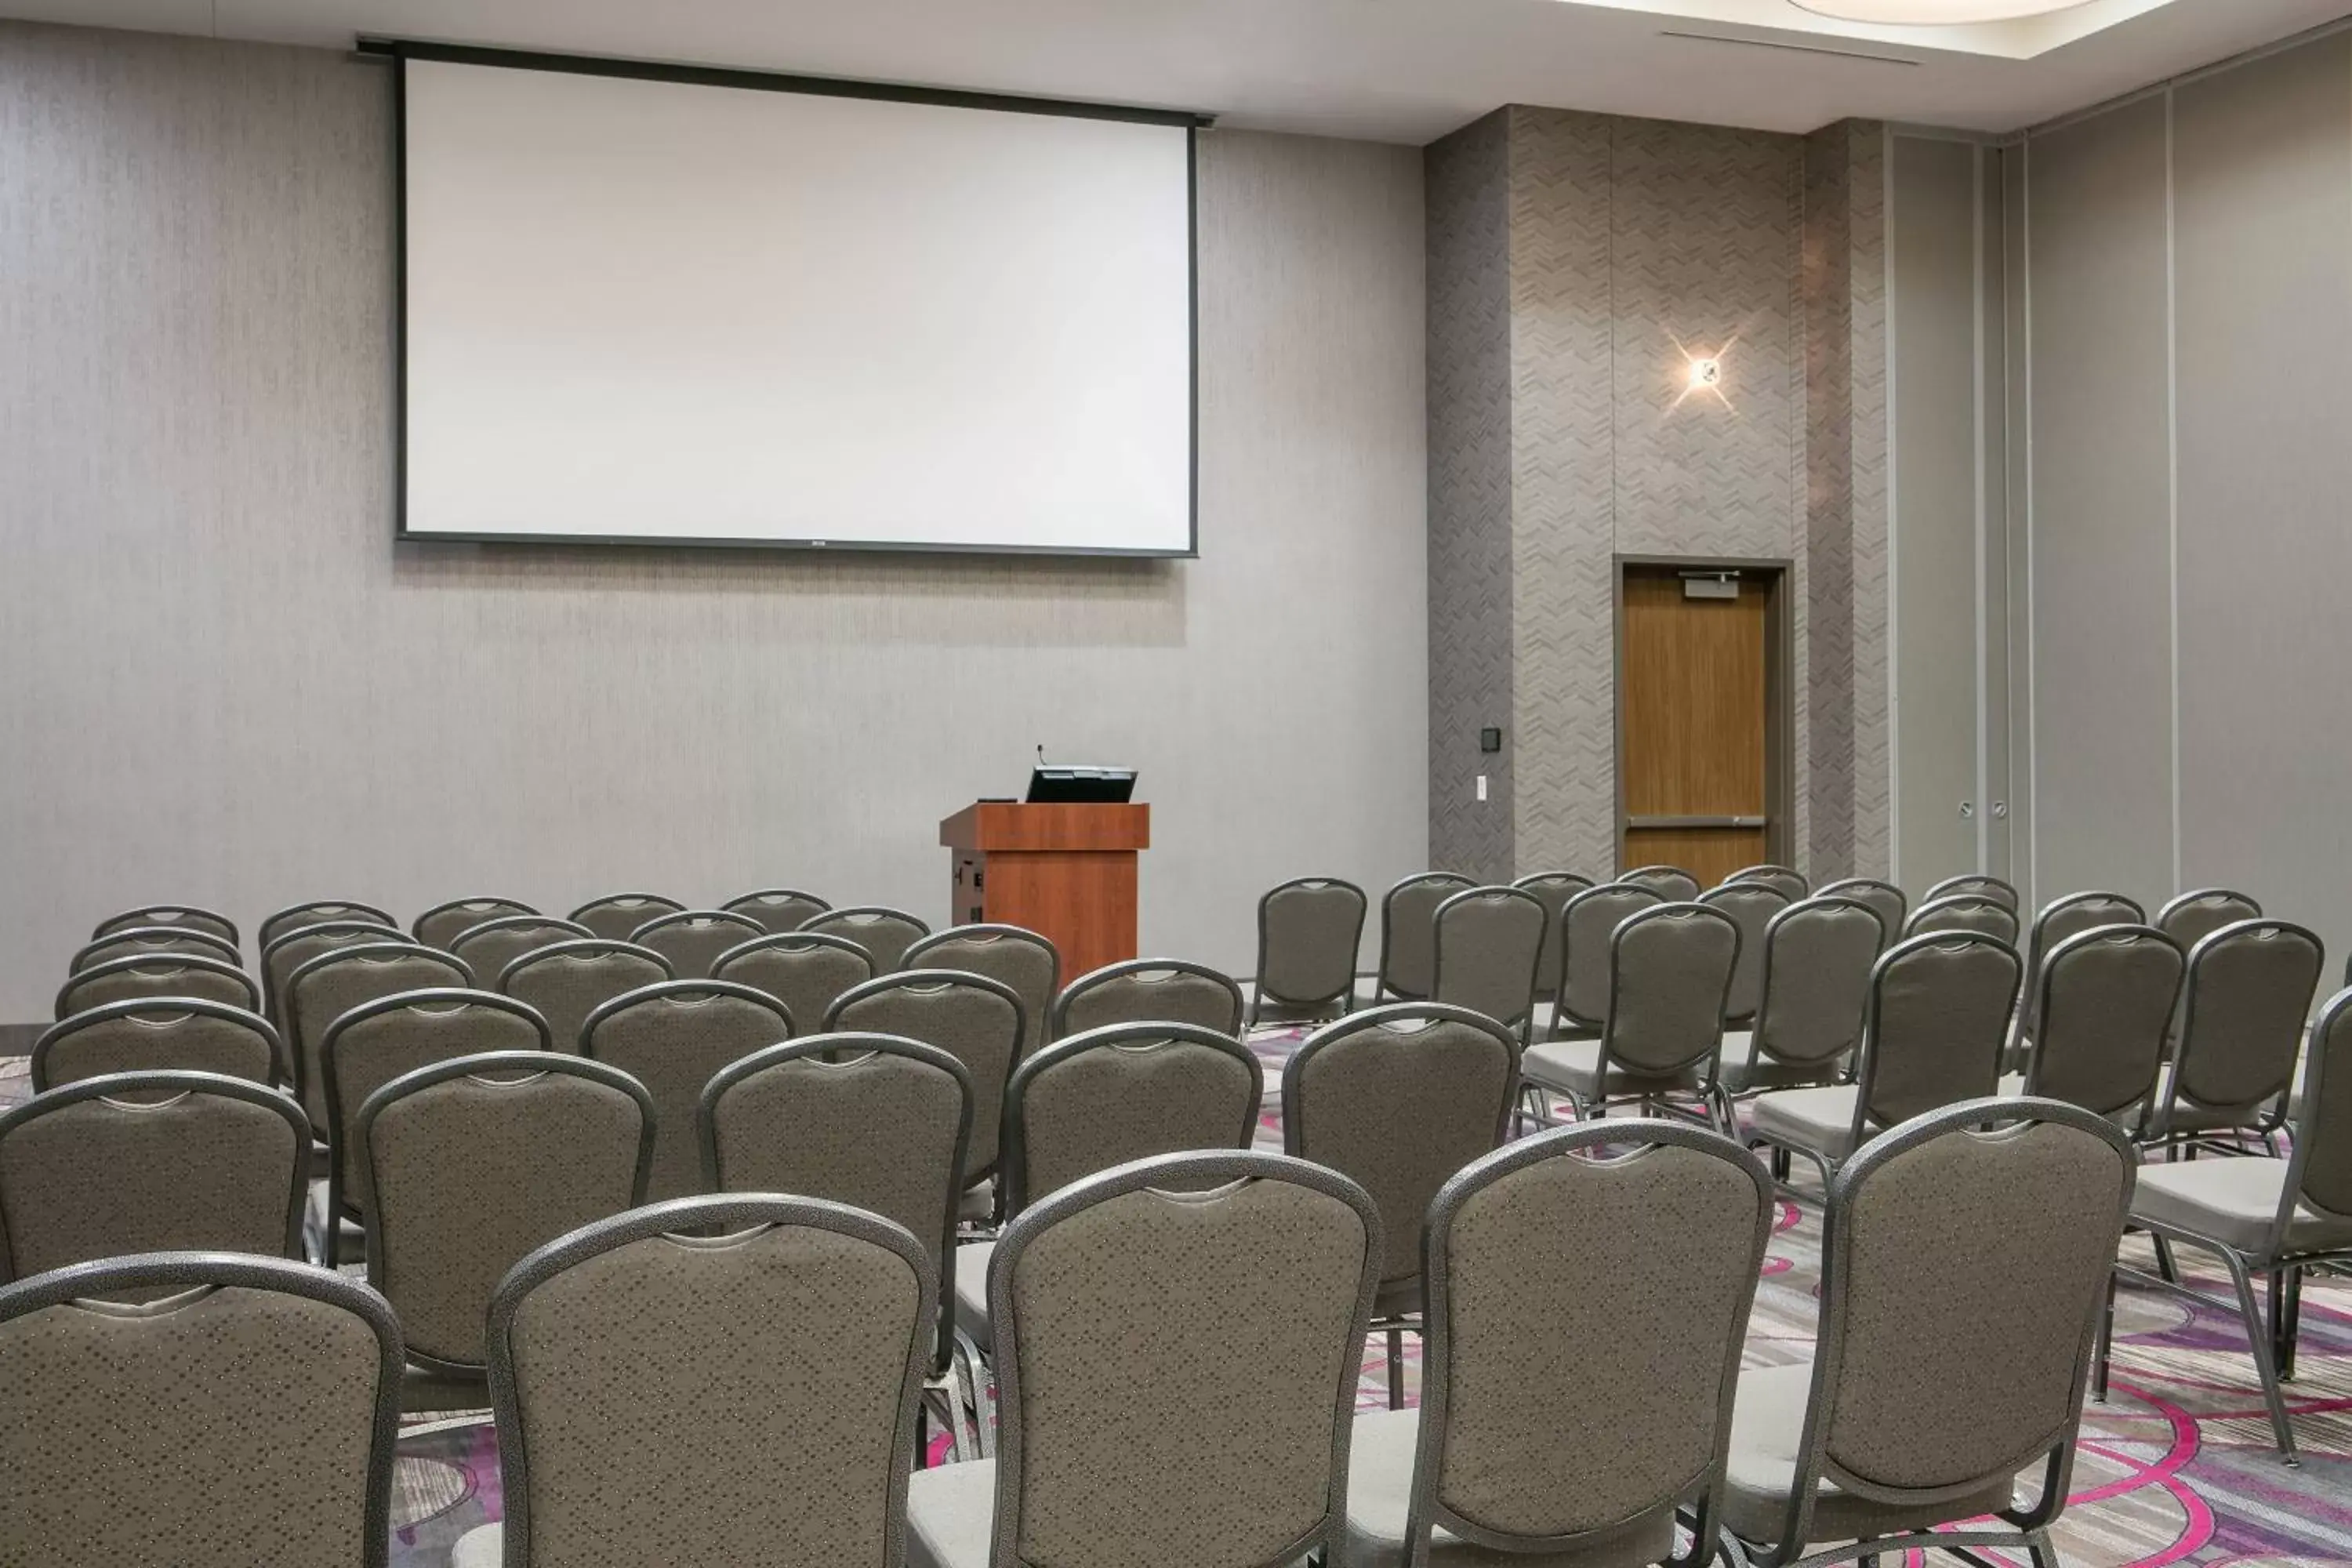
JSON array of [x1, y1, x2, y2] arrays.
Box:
[[1687, 358, 1722, 392]]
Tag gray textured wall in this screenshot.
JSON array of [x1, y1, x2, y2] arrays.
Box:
[[0, 22, 1432, 1019]]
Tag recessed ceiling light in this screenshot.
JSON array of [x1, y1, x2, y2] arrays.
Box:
[[1791, 0, 2096, 21]]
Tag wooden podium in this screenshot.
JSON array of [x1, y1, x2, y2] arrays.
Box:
[[938, 802, 1151, 978]]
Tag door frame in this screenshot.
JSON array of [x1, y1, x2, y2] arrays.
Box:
[[1611, 554, 1796, 876]]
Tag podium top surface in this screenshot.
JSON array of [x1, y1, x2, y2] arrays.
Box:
[[940, 801, 1150, 853]]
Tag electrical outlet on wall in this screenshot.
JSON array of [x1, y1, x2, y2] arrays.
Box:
[[1476, 775, 1488, 803]]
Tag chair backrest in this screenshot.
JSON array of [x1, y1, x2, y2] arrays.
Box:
[[826, 970, 1026, 1184], [567, 891, 687, 942], [710, 931, 873, 1038], [2283, 987, 2352, 1251], [448, 916, 593, 987], [1817, 878, 1907, 951], [579, 980, 793, 1202], [1378, 872, 1477, 1000], [0, 1073, 309, 1283], [987, 1152, 1380, 1568], [256, 898, 396, 951], [905, 924, 1062, 1058], [2022, 891, 2147, 1034], [1751, 1100, 2133, 1562], [1052, 957, 1245, 1039], [2164, 920, 2325, 1123], [92, 904, 239, 948], [721, 887, 833, 933], [1621, 865, 1701, 902], [1922, 873, 2020, 913], [1853, 933, 2023, 1136], [1409, 1122, 1772, 1563], [412, 896, 539, 951], [1601, 903, 1741, 1078], [1004, 1022, 1262, 1217], [1698, 882, 1789, 1027], [359, 1052, 652, 1374], [484, 1195, 933, 1568], [1510, 872, 1595, 1003], [321, 989, 553, 1222], [1904, 894, 2020, 946], [285, 942, 473, 1124], [1726, 865, 1809, 902], [1257, 876, 1369, 1011], [627, 909, 768, 980], [1556, 882, 1666, 1030], [33, 998, 281, 1091], [1282, 1004, 1518, 1296], [54, 952, 260, 1021], [69, 924, 239, 975], [800, 906, 933, 973], [0, 1253, 401, 1567], [2156, 887, 2263, 953], [2024, 926, 2184, 1119], [1429, 885, 1548, 1034], [259, 916, 423, 1035], [496, 938, 675, 1052], [1749, 898, 1886, 1069]]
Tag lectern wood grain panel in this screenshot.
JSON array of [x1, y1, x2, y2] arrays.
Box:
[[940, 804, 1150, 979]]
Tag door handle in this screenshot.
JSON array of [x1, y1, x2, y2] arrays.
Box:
[[1626, 815, 1767, 830]]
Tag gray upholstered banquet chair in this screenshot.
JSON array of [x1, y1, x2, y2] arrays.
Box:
[[1699, 880, 1790, 1031], [69, 924, 239, 975], [1815, 877, 1906, 951], [1052, 958, 1244, 1040], [1748, 931, 2023, 1191], [1283, 1003, 1518, 1407], [566, 891, 685, 942], [801, 905, 934, 973], [259, 917, 426, 1036], [1922, 872, 2020, 913], [358, 1051, 652, 1412], [1621, 865, 1701, 902], [1250, 876, 1369, 1025], [902, 1151, 1381, 1568], [256, 897, 396, 951], [710, 931, 875, 1040], [1724, 1098, 2134, 1568], [2107, 985, 2352, 1461], [0, 1072, 309, 1283], [448, 916, 592, 989], [32, 997, 281, 1091], [1521, 902, 1740, 1130], [1715, 897, 1884, 1101], [1377, 872, 1476, 1002], [1430, 884, 1548, 1045], [579, 978, 792, 1202], [412, 896, 539, 952], [1549, 881, 1665, 1039], [2017, 891, 2146, 1049], [626, 908, 767, 980], [1904, 893, 2020, 946], [0, 1252, 401, 1568], [1510, 870, 1595, 1005], [285, 941, 472, 1125], [54, 951, 260, 1021], [905, 924, 1061, 1058], [1726, 864, 1809, 902], [1341, 1120, 1773, 1568], [827, 971, 1026, 1224], [721, 886, 832, 933], [456, 1195, 934, 1568], [2156, 887, 2263, 953], [2009, 926, 2183, 1123], [91, 903, 239, 948], [496, 938, 674, 1054], [2142, 920, 2324, 1152]]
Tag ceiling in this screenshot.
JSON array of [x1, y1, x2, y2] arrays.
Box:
[[7, 0, 2347, 141]]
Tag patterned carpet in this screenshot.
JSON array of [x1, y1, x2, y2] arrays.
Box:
[[5, 1044, 2347, 1565]]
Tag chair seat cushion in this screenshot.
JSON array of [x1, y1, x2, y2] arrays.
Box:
[[1723, 1363, 2015, 1547], [2130, 1157, 2352, 1256], [1719, 1031, 1845, 1093], [906, 1454, 997, 1568], [1341, 1407, 1676, 1568], [1748, 1087, 1862, 1162], [1522, 1040, 1700, 1102], [953, 1240, 994, 1345], [960, 1179, 996, 1225]]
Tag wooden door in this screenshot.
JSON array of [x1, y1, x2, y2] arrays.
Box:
[[1618, 567, 1777, 887]]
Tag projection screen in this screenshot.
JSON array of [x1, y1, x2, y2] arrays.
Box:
[[393, 46, 1199, 554]]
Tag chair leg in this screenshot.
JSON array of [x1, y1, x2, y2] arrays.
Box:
[[1385, 1323, 1406, 1410], [1771, 1146, 1791, 1182], [2216, 1246, 2299, 1463], [2024, 1528, 2062, 1568], [954, 1327, 996, 1460], [2274, 1265, 2303, 1382], [2092, 1269, 2118, 1402], [2151, 1234, 2178, 1285]]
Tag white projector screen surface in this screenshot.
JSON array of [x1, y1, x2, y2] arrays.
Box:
[[398, 56, 1196, 554]]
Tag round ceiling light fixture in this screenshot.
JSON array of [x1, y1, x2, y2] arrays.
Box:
[[1790, 0, 2097, 22]]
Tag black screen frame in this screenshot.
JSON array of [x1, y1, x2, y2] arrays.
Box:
[[371, 38, 1207, 560]]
